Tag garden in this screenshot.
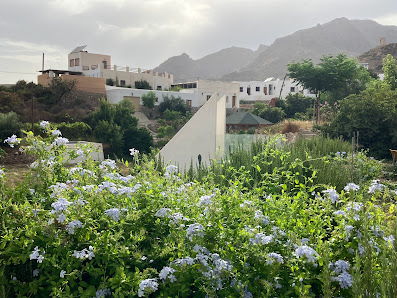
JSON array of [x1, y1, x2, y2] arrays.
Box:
[[1, 120, 397, 297]]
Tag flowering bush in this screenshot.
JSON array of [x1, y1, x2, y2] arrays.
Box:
[[0, 127, 397, 297]]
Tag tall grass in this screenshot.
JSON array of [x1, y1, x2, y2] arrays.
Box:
[[183, 135, 380, 192]]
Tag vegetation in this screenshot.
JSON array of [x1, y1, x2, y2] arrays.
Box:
[[320, 54, 397, 159], [0, 130, 396, 297], [88, 99, 153, 157], [141, 91, 157, 110], [0, 112, 23, 142], [251, 102, 286, 123], [158, 95, 190, 115], [276, 93, 314, 119], [135, 79, 152, 90]]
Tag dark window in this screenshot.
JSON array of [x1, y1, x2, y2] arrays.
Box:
[[186, 100, 192, 107], [256, 87, 260, 92], [74, 58, 80, 66], [70, 59, 74, 67], [240, 87, 243, 92], [290, 87, 295, 92], [207, 95, 211, 101], [120, 80, 126, 86], [247, 87, 251, 95], [157, 86, 162, 90]]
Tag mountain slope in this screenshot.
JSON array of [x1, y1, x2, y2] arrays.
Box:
[[154, 46, 267, 82], [222, 17, 397, 81], [358, 43, 397, 73]]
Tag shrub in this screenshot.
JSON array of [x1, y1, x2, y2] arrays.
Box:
[[141, 91, 157, 110], [251, 102, 286, 123], [135, 79, 152, 90], [0, 112, 23, 142], [159, 95, 190, 115], [55, 122, 92, 140]]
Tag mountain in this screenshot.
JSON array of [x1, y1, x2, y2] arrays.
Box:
[[358, 43, 397, 73], [154, 17, 397, 82], [222, 17, 397, 81], [154, 45, 267, 83]]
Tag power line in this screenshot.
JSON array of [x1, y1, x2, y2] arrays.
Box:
[[0, 70, 37, 74]]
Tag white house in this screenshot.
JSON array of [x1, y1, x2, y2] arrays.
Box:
[[236, 78, 316, 102], [106, 79, 240, 109]]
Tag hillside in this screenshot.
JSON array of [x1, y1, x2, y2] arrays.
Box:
[[154, 45, 267, 83], [154, 17, 397, 82], [358, 43, 397, 73]]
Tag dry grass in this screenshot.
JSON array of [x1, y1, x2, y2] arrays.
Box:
[[261, 119, 313, 134], [2, 164, 30, 188]]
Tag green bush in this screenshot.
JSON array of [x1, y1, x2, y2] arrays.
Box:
[[0, 112, 23, 142], [135, 79, 152, 90], [55, 122, 92, 140], [251, 102, 286, 123], [159, 95, 190, 115], [1, 130, 396, 297]]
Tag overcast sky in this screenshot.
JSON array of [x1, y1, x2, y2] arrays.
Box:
[[1, 0, 397, 84]]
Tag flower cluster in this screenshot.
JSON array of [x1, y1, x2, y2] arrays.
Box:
[[72, 246, 95, 260], [4, 134, 20, 148], [138, 278, 159, 297], [322, 188, 339, 203], [330, 260, 352, 289], [295, 245, 319, 264], [29, 246, 45, 263], [129, 148, 139, 156]]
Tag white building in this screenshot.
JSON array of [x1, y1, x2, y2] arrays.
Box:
[[106, 79, 240, 109], [236, 78, 316, 102], [68, 45, 173, 90]]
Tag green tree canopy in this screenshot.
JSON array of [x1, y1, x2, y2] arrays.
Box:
[[287, 53, 371, 102], [251, 102, 285, 123], [159, 95, 190, 115], [141, 91, 157, 110], [135, 79, 152, 90]]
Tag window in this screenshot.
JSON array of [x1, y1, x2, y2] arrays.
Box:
[[74, 58, 80, 66], [155, 97, 159, 102], [226, 96, 229, 103], [83, 66, 89, 70], [290, 87, 295, 92], [70, 59, 74, 67], [247, 87, 251, 95], [207, 95, 211, 101], [240, 87, 243, 92], [157, 86, 162, 90], [186, 100, 192, 107], [256, 87, 260, 92], [120, 80, 126, 86]]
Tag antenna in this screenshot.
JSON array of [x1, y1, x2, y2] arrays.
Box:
[[42, 53, 44, 71]]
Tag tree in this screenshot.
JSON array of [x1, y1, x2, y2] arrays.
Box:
[[277, 93, 314, 118], [251, 102, 285, 123], [0, 112, 23, 142], [383, 54, 397, 90], [287, 54, 371, 122], [141, 91, 157, 110], [135, 79, 152, 90], [159, 95, 190, 115]]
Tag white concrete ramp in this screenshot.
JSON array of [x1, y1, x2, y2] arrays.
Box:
[[159, 93, 226, 171]]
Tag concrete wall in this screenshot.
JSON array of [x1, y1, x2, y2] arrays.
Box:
[[159, 93, 226, 171], [106, 86, 200, 107], [38, 73, 106, 95]]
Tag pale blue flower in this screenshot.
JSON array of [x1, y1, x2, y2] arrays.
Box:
[[322, 188, 339, 203], [368, 180, 385, 193], [159, 266, 176, 282], [4, 134, 20, 148], [72, 246, 95, 260], [344, 183, 360, 192], [52, 130, 62, 136], [53, 137, 69, 146], [40, 120, 50, 129], [267, 252, 284, 264], [66, 220, 83, 234], [30, 246, 45, 263], [60, 270, 66, 278], [138, 278, 159, 297], [295, 245, 319, 263], [186, 223, 204, 240], [332, 272, 352, 289], [129, 148, 139, 156]]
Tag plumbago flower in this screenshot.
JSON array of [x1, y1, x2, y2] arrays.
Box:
[[368, 179, 385, 193], [105, 208, 127, 221], [159, 266, 176, 282], [40, 120, 50, 129], [4, 134, 20, 148], [186, 223, 204, 240], [52, 137, 69, 146], [330, 260, 352, 289], [30, 246, 45, 263], [66, 220, 83, 234], [72, 246, 95, 260], [344, 183, 360, 192], [138, 278, 159, 297], [51, 129, 62, 136], [129, 148, 139, 156], [295, 245, 319, 264], [322, 188, 339, 203]]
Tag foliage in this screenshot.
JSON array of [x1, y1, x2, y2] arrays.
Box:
[[0, 112, 23, 142], [135, 80, 152, 90], [383, 54, 397, 90], [0, 131, 396, 297], [159, 95, 190, 115], [105, 78, 114, 86], [288, 53, 372, 103], [55, 122, 92, 140], [38, 77, 76, 105], [89, 99, 151, 157], [0, 91, 24, 114], [251, 102, 286, 123], [320, 57, 397, 159], [141, 91, 157, 110], [277, 93, 315, 118]]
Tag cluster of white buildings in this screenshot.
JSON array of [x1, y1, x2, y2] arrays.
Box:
[[38, 46, 315, 112]]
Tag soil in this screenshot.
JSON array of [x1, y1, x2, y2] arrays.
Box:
[[0, 146, 35, 165]]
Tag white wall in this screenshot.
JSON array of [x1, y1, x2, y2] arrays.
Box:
[[159, 93, 226, 171], [237, 78, 315, 102], [106, 86, 200, 107]]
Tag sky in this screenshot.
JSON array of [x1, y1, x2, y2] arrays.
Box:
[[1, 0, 397, 84]]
